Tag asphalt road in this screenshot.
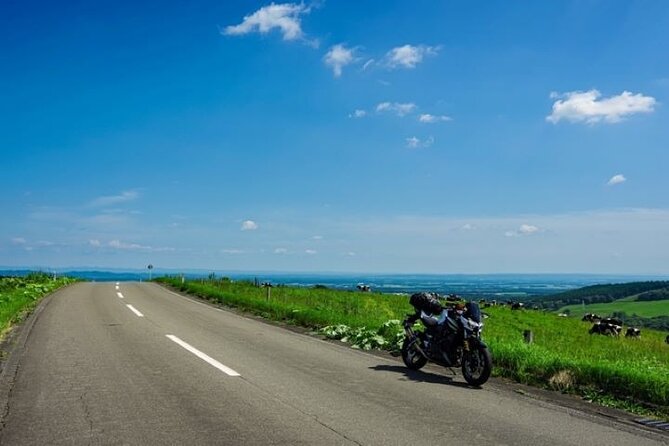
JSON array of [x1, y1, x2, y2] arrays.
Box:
[[0, 282, 666, 445]]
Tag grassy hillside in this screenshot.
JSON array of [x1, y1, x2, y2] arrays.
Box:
[[558, 299, 669, 318], [531, 281, 669, 310], [525, 280, 669, 331], [542, 281, 669, 303], [157, 276, 669, 418]]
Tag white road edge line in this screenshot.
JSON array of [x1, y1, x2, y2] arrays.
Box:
[[165, 335, 240, 377], [116, 292, 124, 299], [126, 304, 144, 317]]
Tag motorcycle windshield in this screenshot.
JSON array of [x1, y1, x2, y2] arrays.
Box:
[[465, 301, 481, 323]]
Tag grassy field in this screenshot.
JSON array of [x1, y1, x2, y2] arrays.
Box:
[[0, 273, 76, 338], [157, 276, 669, 417], [558, 299, 669, 318]]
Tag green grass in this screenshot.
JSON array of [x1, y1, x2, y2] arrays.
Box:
[[0, 273, 76, 338], [158, 277, 412, 328], [558, 299, 669, 318], [157, 276, 669, 418], [484, 307, 668, 411]]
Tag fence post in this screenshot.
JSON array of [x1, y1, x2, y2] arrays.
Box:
[[523, 330, 534, 344]]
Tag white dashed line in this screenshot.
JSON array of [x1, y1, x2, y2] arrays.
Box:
[[126, 304, 144, 317], [165, 335, 240, 377], [116, 292, 124, 299]]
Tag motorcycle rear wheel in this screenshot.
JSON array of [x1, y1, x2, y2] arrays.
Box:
[[401, 338, 428, 370], [461, 347, 492, 386]]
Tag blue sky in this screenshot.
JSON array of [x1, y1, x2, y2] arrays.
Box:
[[1, 0, 668, 274]]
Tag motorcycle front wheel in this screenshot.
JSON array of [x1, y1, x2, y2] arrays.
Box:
[[461, 347, 492, 386], [401, 337, 428, 370]]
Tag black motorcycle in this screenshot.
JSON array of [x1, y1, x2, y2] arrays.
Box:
[[401, 293, 492, 386]]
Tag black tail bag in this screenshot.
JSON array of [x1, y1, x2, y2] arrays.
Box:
[[409, 292, 443, 315]]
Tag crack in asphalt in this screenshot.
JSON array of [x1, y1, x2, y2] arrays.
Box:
[[0, 360, 21, 438], [79, 390, 94, 444], [239, 376, 364, 446]]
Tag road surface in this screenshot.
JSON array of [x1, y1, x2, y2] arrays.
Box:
[[0, 282, 665, 445]]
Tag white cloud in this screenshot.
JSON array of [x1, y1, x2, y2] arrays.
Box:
[[419, 113, 451, 123], [88, 239, 101, 247], [305, 249, 317, 255], [547, 90, 656, 124], [346, 251, 356, 256], [241, 220, 258, 231], [607, 174, 627, 186], [223, 3, 311, 42], [90, 190, 139, 207], [385, 44, 439, 69], [362, 59, 375, 71], [274, 248, 288, 254], [312, 235, 323, 240], [348, 109, 366, 118], [406, 137, 420, 149], [11, 237, 26, 245], [108, 240, 174, 252], [519, 224, 540, 234], [406, 136, 434, 149], [324, 44, 355, 77], [376, 102, 416, 117], [461, 224, 475, 230], [109, 240, 143, 250], [505, 224, 541, 237], [221, 249, 244, 254]]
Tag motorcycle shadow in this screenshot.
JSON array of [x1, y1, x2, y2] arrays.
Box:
[[369, 364, 480, 389]]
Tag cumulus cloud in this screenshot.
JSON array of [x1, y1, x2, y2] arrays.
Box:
[[90, 190, 139, 207], [385, 44, 439, 69], [223, 3, 312, 43], [520, 224, 540, 234], [419, 113, 451, 123], [324, 44, 355, 77], [547, 90, 656, 124], [505, 224, 541, 237], [607, 174, 627, 186], [376, 102, 416, 117], [406, 136, 434, 149], [348, 109, 367, 118], [241, 220, 258, 231]]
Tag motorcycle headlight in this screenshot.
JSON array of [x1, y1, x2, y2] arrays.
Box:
[[466, 319, 482, 331]]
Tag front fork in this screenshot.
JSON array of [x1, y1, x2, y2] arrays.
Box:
[[404, 326, 429, 359]]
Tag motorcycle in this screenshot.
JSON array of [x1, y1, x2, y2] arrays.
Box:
[[401, 293, 492, 386]]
